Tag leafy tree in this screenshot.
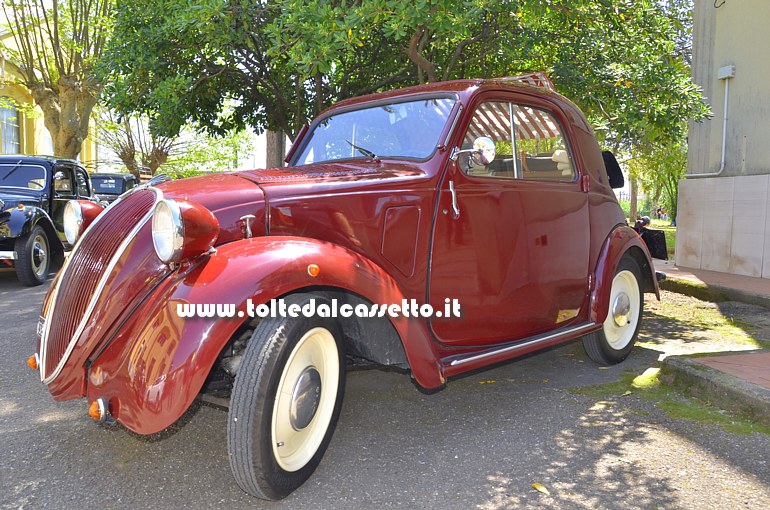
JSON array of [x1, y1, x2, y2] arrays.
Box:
[[97, 108, 254, 178], [96, 109, 179, 178], [102, 0, 708, 169], [1, 0, 112, 159], [164, 129, 255, 177]]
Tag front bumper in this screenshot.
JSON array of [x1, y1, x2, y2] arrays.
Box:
[[0, 250, 16, 260]]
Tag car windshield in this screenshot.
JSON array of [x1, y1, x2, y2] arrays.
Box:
[[92, 176, 125, 194], [0, 163, 47, 190], [295, 96, 457, 165]]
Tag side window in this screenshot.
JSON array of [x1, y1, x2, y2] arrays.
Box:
[[516, 106, 575, 181], [54, 168, 74, 194], [461, 101, 575, 182], [75, 169, 90, 197]]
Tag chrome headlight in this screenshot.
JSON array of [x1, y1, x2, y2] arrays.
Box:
[[63, 201, 84, 245], [151, 199, 184, 264]]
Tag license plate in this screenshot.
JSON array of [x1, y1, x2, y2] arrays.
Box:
[[37, 316, 45, 339]]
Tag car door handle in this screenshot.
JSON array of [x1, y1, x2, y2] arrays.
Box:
[[449, 180, 460, 219]]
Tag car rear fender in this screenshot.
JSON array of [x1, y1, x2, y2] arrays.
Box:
[[590, 225, 659, 325], [87, 236, 444, 434]]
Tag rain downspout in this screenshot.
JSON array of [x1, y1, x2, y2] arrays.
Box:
[[687, 64, 735, 178]]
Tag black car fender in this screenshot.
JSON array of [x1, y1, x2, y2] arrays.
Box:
[[5, 206, 65, 261]]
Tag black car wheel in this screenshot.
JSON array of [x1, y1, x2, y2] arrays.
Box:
[[582, 255, 644, 365], [15, 225, 50, 286], [228, 293, 345, 500]]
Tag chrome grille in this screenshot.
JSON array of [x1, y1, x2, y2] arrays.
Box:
[[41, 189, 158, 382]]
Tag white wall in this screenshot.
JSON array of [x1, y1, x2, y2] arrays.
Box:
[[678, 0, 770, 280]]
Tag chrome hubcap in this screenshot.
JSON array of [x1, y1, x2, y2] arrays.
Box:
[[290, 367, 322, 431], [612, 292, 631, 327], [32, 235, 47, 276]]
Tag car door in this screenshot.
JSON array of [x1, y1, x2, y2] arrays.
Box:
[[50, 165, 77, 242], [428, 93, 590, 346]]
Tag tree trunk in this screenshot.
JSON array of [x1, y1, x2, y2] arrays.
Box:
[[629, 177, 639, 221], [265, 129, 286, 168], [29, 78, 97, 161]]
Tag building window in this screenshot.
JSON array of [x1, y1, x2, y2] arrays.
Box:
[[0, 100, 21, 154]]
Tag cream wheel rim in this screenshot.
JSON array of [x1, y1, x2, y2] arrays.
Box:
[[271, 327, 339, 472], [602, 270, 640, 350]]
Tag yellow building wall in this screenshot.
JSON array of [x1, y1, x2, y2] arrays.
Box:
[[0, 57, 97, 165]]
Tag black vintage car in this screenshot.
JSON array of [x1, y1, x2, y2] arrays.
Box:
[[91, 172, 139, 205], [0, 156, 98, 286]]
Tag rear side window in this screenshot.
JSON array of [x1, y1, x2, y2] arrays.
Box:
[[75, 169, 90, 197], [461, 101, 575, 182]]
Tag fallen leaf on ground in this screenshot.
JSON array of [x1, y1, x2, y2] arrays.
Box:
[[531, 482, 551, 495]]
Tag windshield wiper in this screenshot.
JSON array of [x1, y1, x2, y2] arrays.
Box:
[[1, 160, 24, 181], [346, 140, 379, 161]]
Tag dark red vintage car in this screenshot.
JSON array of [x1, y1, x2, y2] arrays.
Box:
[[31, 75, 660, 500]]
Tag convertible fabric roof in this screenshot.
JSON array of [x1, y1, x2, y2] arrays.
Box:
[[464, 72, 561, 142], [466, 102, 561, 142]]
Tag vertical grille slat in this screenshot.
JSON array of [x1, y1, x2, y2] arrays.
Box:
[[42, 189, 156, 379]]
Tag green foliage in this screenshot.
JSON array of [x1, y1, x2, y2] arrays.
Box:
[[627, 140, 688, 221], [101, 0, 709, 203], [163, 129, 256, 177]]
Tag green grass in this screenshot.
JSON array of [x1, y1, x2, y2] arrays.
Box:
[[571, 368, 770, 436], [643, 291, 770, 349]]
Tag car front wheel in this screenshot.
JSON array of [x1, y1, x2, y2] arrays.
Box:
[[583, 255, 644, 365], [228, 293, 345, 500], [14, 226, 50, 286]]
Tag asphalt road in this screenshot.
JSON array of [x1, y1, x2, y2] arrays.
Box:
[[2, 268, 770, 509]]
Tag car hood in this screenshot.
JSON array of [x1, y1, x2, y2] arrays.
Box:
[[237, 161, 425, 186], [0, 189, 45, 211], [154, 172, 268, 243]]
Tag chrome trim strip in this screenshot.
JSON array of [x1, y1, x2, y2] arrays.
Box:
[[448, 322, 597, 367], [40, 186, 163, 384], [443, 104, 463, 148], [0, 250, 16, 260]]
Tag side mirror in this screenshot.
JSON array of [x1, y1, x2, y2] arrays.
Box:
[[450, 136, 497, 164], [471, 136, 496, 166]]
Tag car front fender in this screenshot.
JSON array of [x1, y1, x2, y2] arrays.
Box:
[[87, 236, 444, 434], [590, 225, 659, 325], [1, 206, 64, 252]]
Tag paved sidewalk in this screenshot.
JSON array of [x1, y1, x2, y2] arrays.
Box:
[[654, 258, 770, 307], [655, 259, 770, 426], [696, 352, 770, 391]]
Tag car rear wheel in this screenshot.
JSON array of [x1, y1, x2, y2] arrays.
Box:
[[583, 255, 643, 365], [228, 293, 345, 500], [14, 226, 50, 286]]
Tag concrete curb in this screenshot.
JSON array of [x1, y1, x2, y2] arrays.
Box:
[[660, 353, 770, 427], [659, 277, 770, 309]]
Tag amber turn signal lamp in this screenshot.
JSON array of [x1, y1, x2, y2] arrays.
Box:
[[27, 354, 38, 370], [88, 401, 102, 421], [307, 264, 320, 277]]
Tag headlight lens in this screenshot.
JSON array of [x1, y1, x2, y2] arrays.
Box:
[[152, 199, 184, 264], [63, 200, 84, 245], [151, 198, 219, 265]]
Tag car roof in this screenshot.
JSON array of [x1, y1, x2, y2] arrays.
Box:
[[325, 77, 567, 114], [91, 173, 137, 179], [0, 155, 82, 166]]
